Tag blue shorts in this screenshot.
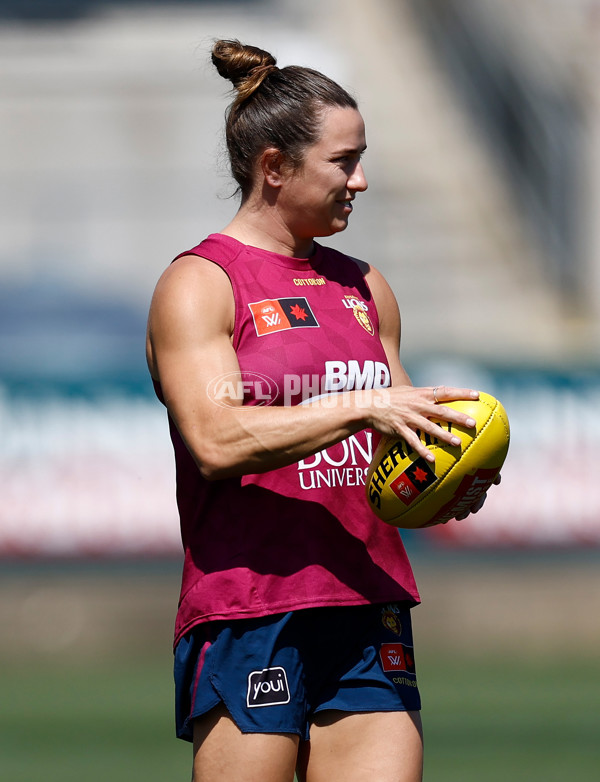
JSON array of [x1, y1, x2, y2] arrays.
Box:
[[174, 603, 421, 742]]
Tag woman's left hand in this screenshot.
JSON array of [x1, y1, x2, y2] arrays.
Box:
[[453, 474, 502, 521]]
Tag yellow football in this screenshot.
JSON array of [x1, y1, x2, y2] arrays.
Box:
[[366, 392, 510, 528]]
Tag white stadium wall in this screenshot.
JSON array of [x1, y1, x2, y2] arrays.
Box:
[[1, 365, 599, 557]]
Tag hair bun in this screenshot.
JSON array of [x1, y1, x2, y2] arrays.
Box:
[[212, 39, 277, 102]]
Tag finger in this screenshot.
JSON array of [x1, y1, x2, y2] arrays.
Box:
[[471, 494, 487, 514], [430, 386, 480, 404], [455, 492, 488, 521], [397, 418, 463, 461], [409, 413, 466, 448], [399, 427, 437, 463], [429, 404, 477, 431]]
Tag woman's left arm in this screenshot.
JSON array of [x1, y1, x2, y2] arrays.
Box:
[[362, 261, 412, 385], [364, 261, 498, 521]]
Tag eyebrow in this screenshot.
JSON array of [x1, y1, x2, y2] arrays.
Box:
[[332, 144, 368, 155]]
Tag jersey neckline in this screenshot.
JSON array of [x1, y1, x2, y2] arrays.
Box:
[[209, 233, 325, 273]]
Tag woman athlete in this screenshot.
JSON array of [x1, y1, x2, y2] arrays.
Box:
[[146, 39, 488, 782]]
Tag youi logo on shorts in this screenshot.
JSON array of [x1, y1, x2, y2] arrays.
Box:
[[246, 666, 291, 708]]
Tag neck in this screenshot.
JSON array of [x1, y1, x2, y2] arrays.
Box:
[[220, 202, 315, 259]]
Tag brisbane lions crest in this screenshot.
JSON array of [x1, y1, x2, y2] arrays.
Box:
[[381, 605, 402, 636], [342, 295, 374, 336]]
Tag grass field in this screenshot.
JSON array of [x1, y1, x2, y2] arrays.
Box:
[[1, 558, 599, 781], [0, 657, 190, 782], [1, 653, 599, 782], [0, 658, 600, 782], [418, 654, 600, 782]]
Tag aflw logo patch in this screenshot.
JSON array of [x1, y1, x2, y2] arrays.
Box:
[[246, 667, 291, 708], [390, 458, 437, 506], [380, 643, 416, 675], [248, 298, 319, 337]]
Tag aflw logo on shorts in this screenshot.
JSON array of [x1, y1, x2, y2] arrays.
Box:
[[380, 643, 416, 675], [248, 298, 319, 337], [246, 667, 291, 708]]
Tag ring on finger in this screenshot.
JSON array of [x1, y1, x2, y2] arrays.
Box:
[[433, 386, 439, 404]]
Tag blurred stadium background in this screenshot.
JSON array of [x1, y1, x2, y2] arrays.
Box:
[[1, 1, 599, 780]]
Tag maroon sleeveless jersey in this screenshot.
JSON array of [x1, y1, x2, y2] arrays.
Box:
[[158, 234, 419, 645]]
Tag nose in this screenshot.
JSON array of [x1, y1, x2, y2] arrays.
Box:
[[348, 161, 368, 192]]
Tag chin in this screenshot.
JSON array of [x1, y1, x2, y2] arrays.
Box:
[[331, 219, 350, 234], [315, 220, 350, 238]]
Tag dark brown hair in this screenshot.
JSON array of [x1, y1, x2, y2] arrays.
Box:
[[211, 39, 358, 199]]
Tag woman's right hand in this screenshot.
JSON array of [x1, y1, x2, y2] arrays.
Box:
[[368, 384, 480, 463]]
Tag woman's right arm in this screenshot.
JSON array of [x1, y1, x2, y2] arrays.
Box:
[[146, 256, 477, 479]]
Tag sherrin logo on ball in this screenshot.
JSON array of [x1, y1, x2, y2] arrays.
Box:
[[366, 392, 510, 529]]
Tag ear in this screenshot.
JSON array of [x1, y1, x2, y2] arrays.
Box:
[[260, 147, 286, 188]]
